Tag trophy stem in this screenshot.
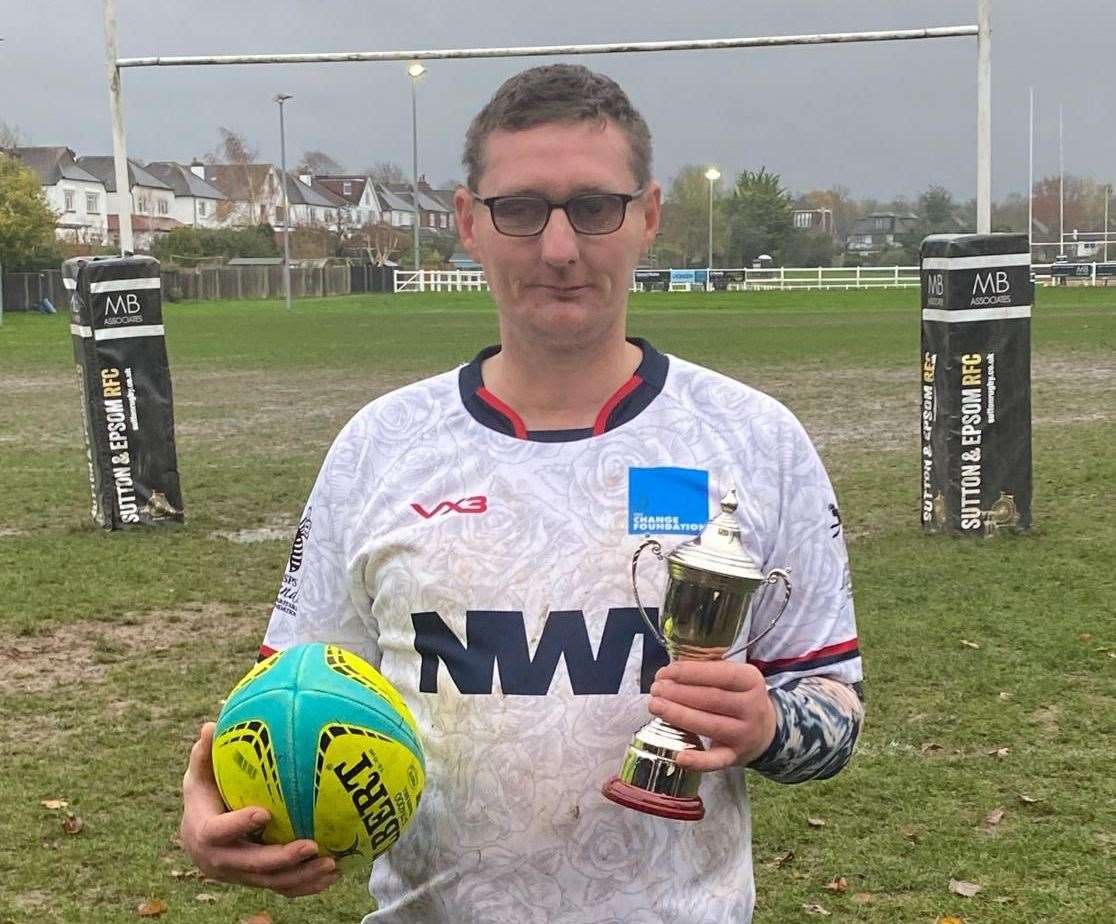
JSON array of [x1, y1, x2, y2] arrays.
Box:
[[600, 718, 706, 821]]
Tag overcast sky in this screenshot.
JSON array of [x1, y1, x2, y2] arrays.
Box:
[[1, 1, 1111, 201]]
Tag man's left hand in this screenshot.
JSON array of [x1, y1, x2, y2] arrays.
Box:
[[648, 661, 776, 771]]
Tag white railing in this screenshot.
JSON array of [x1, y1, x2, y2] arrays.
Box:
[[394, 270, 489, 293], [393, 263, 1116, 294]]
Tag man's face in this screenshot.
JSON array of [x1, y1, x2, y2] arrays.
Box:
[[455, 119, 661, 352]]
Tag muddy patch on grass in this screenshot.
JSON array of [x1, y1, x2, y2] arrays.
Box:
[[0, 603, 266, 695]]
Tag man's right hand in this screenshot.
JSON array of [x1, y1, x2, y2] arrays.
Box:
[[179, 722, 339, 898]]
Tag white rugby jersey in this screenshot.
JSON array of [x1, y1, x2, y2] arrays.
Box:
[[262, 339, 861, 923]]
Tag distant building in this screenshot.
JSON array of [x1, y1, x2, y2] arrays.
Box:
[[203, 163, 284, 226], [77, 155, 181, 249], [792, 207, 834, 235], [845, 213, 920, 255], [6, 146, 110, 244], [315, 175, 383, 227], [144, 161, 226, 228]]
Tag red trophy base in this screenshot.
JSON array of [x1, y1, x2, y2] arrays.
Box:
[[601, 776, 705, 821]]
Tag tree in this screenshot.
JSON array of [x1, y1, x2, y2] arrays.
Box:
[[364, 162, 406, 185], [656, 165, 720, 267], [798, 186, 860, 242], [724, 168, 794, 266], [0, 155, 58, 270], [297, 150, 345, 176], [206, 127, 266, 224], [0, 120, 27, 150]]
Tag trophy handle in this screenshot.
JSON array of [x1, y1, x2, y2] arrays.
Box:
[[726, 567, 792, 659], [631, 538, 668, 649]]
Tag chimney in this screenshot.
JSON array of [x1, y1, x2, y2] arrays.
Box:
[[418, 174, 431, 191], [190, 160, 205, 179]]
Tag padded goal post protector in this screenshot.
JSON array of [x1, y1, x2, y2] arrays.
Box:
[[919, 233, 1032, 535], [63, 255, 184, 530]]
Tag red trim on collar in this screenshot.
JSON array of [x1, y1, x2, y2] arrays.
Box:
[[258, 644, 279, 662], [477, 387, 529, 439], [592, 374, 643, 436]]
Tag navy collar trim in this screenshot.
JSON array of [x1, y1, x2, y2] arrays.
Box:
[[458, 338, 668, 442]]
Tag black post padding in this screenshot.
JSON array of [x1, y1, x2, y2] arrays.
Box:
[[64, 255, 185, 530], [919, 233, 1032, 535]]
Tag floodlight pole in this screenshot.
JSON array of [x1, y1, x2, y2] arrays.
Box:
[[1105, 185, 1111, 263], [704, 167, 720, 290], [976, 0, 991, 234], [276, 94, 293, 311], [1028, 87, 1034, 254], [103, 0, 133, 254]]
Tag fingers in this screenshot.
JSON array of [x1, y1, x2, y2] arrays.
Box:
[[648, 694, 741, 742], [650, 678, 741, 718], [212, 848, 339, 896], [198, 805, 272, 847], [655, 660, 765, 692], [674, 744, 739, 772]]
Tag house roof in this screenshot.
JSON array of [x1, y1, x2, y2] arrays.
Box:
[[286, 175, 343, 208], [375, 185, 413, 212], [77, 156, 173, 192], [7, 146, 103, 186], [385, 183, 449, 213], [314, 175, 370, 206], [144, 162, 226, 200]]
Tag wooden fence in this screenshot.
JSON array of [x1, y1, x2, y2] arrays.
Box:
[[1, 264, 396, 311]]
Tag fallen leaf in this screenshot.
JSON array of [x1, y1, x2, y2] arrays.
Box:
[[936, 917, 965, 924], [982, 807, 1008, 830], [920, 741, 944, 755], [61, 813, 83, 835], [807, 817, 827, 828], [136, 899, 168, 918], [1077, 632, 1093, 642], [960, 639, 981, 649], [824, 876, 848, 894], [240, 914, 273, 924], [900, 823, 921, 843], [771, 850, 795, 868], [802, 903, 832, 916], [949, 879, 982, 897], [997, 691, 1012, 701], [988, 747, 1010, 760], [40, 799, 68, 810], [1109, 651, 1116, 660], [994, 896, 1018, 904], [1018, 794, 1040, 804], [852, 892, 874, 904], [194, 893, 219, 903]]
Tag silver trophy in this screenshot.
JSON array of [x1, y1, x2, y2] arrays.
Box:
[[601, 489, 792, 821]]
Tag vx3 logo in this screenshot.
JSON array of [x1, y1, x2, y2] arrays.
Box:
[[411, 496, 488, 519]]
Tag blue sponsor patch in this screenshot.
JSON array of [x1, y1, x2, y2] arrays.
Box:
[[628, 467, 709, 535]]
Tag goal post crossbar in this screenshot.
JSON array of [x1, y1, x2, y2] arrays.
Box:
[[115, 26, 978, 69], [101, 0, 992, 256]]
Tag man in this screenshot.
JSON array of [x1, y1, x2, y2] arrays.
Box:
[[180, 64, 863, 922]]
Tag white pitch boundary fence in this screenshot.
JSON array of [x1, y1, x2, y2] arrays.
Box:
[[393, 263, 1101, 293], [394, 266, 924, 293]]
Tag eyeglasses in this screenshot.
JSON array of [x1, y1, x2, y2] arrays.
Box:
[[469, 188, 645, 237]]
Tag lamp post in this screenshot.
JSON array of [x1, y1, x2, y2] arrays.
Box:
[[275, 93, 293, 311], [1105, 183, 1111, 264], [408, 62, 426, 279], [704, 167, 720, 291]]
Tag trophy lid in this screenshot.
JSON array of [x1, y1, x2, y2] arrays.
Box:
[[666, 489, 765, 582]]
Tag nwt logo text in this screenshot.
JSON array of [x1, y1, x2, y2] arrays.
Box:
[[411, 496, 487, 519]]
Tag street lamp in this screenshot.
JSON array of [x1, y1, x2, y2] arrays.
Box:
[[704, 167, 721, 290], [408, 62, 426, 278], [274, 93, 293, 311], [1105, 183, 1111, 264]]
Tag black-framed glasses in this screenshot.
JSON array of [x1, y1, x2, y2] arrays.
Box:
[[470, 188, 645, 237]]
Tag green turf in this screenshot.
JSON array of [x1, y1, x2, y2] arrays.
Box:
[[0, 286, 1113, 922]]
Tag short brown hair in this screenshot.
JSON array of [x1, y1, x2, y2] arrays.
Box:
[[462, 64, 653, 191]]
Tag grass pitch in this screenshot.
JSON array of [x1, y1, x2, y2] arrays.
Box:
[[0, 287, 1113, 922]]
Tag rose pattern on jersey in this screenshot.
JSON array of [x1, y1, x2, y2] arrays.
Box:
[[264, 356, 862, 923]]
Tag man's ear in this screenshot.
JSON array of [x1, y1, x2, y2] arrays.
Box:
[[455, 187, 481, 261], [641, 181, 662, 251]]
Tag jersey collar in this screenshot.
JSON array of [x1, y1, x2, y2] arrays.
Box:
[[458, 338, 668, 442]]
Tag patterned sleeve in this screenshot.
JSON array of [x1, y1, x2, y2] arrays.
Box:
[[747, 676, 864, 783], [260, 415, 381, 666], [732, 400, 864, 782]]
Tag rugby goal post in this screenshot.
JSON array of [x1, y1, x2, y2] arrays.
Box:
[[101, 0, 993, 256]]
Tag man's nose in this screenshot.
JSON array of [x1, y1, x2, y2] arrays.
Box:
[[540, 207, 580, 266]]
